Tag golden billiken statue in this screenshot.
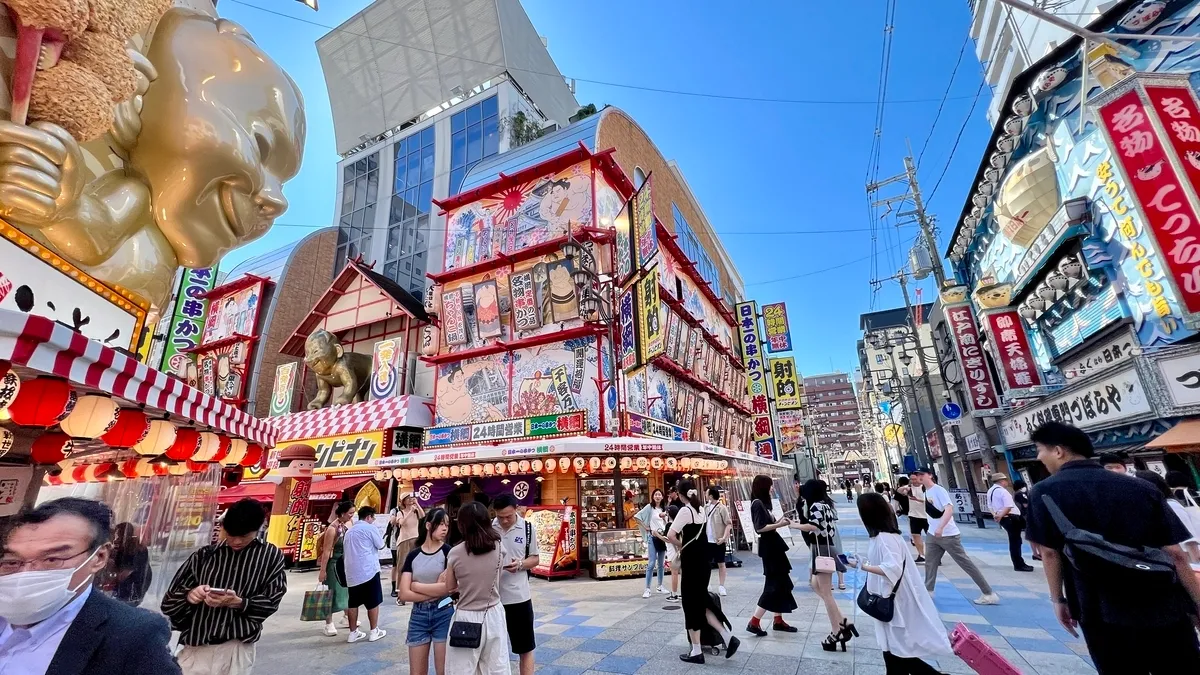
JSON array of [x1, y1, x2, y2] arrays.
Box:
[[0, 2, 306, 310]]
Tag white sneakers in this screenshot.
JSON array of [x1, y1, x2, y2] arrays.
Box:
[[322, 624, 338, 637], [642, 589, 651, 598], [657, 586, 667, 594], [974, 593, 1001, 606], [718, 586, 727, 597], [348, 627, 388, 643]]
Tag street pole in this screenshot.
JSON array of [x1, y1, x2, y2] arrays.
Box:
[[898, 273, 958, 489]]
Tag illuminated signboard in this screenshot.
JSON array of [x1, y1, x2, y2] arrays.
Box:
[[423, 410, 587, 448]]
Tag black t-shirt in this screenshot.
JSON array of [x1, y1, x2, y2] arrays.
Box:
[[1026, 459, 1193, 626]]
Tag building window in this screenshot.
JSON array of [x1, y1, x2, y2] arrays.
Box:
[[385, 127, 435, 296], [671, 203, 722, 300], [634, 167, 646, 188], [449, 95, 500, 196], [337, 151, 379, 272]]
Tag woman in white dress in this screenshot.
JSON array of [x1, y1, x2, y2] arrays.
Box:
[[846, 492, 952, 674]]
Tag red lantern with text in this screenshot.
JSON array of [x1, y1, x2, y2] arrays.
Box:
[[210, 436, 232, 464], [166, 429, 201, 461], [8, 378, 75, 426], [241, 443, 264, 468], [101, 409, 150, 449], [31, 432, 73, 464]]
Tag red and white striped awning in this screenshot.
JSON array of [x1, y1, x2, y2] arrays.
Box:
[[0, 310, 276, 446], [272, 395, 432, 443]]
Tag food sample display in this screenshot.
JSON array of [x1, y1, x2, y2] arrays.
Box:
[[579, 478, 617, 531], [588, 529, 649, 579]]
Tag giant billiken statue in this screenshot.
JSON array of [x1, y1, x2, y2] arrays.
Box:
[[0, 0, 305, 311]]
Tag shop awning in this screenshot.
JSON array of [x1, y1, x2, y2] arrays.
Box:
[[309, 475, 373, 501], [217, 482, 278, 504], [1147, 420, 1200, 452], [0, 310, 277, 446], [272, 395, 432, 444]]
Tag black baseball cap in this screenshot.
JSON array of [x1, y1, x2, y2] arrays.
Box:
[[911, 466, 934, 475]]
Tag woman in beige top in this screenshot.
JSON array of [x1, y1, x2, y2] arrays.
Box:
[[391, 494, 424, 603], [442, 502, 509, 674]]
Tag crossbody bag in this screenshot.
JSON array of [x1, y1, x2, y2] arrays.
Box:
[[857, 557, 905, 622], [447, 547, 504, 649]]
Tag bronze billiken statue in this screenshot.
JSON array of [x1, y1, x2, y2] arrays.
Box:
[[0, 3, 305, 310], [304, 329, 372, 410]]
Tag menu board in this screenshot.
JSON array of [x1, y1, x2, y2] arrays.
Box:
[[527, 505, 580, 579]]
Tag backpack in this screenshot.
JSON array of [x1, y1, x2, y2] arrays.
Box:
[[1041, 494, 1177, 585]]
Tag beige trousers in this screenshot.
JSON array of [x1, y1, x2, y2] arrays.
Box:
[[177, 641, 257, 675]]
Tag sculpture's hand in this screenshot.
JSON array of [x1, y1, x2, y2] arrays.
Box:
[[0, 121, 84, 226]]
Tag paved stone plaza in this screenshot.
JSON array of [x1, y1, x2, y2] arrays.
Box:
[[253, 504, 1097, 674]]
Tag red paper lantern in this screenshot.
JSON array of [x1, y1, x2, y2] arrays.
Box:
[[86, 462, 117, 482], [166, 429, 201, 461], [101, 409, 150, 449], [9, 378, 76, 427], [70, 464, 88, 483], [186, 459, 207, 473], [210, 436, 232, 464], [120, 458, 141, 479], [30, 432, 73, 464], [241, 443, 264, 468]]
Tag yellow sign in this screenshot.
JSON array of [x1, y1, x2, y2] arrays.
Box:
[[298, 519, 323, 563], [883, 423, 905, 446], [246, 431, 386, 481], [637, 266, 664, 362], [768, 357, 802, 410], [593, 559, 649, 579]]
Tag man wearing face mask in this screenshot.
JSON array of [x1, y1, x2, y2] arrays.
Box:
[[0, 497, 181, 674], [161, 498, 287, 674]]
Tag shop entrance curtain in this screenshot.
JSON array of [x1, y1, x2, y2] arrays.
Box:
[[476, 475, 538, 506]]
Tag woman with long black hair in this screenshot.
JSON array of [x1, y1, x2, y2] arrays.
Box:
[[399, 508, 454, 675], [666, 479, 741, 664], [801, 479, 855, 651], [745, 475, 798, 637], [638, 489, 669, 598]]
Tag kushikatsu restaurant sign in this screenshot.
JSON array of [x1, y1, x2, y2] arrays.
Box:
[[1092, 75, 1200, 324], [981, 308, 1043, 396], [943, 302, 1001, 413], [423, 411, 587, 448], [626, 412, 688, 442], [735, 301, 778, 461], [1001, 365, 1152, 445]]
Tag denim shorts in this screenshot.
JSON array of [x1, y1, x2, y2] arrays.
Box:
[[406, 600, 454, 646]]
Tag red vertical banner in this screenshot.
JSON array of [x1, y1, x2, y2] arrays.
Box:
[[944, 302, 1001, 412], [1094, 79, 1200, 316], [981, 308, 1043, 393], [1145, 83, 1200, 194]]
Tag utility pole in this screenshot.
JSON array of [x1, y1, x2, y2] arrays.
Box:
[[874, 153, 988, 527]]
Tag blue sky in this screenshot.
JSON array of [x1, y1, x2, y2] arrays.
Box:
[[217, 0, 995, 378]]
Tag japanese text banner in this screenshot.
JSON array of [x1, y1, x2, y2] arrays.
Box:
[[736, 301, 778, 460], [944, 302, 1001, 413], [982, 309, 1043, 393]]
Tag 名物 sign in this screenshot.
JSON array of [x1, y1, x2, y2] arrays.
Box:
[[510, 271, 541, 332], [423, 411, 587, 448], [944, 302, 1001, 413], [631, 174, 658, 268], [637, 266, 664, 363], [269, 362, 298, 417], [982, 309, 1043, 394], [768, 357, 802, 410], [1000, 365, 1152, 445], [736, 301, 778, 461], [626, 412, 688, 441], [761, 302, 792, 353], [162, 267, 216, 373]]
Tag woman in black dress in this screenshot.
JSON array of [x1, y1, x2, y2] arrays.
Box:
[[746, 475, 798, 636], [666, 479, 741, 664]]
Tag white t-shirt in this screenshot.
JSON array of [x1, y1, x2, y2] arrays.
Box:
[[986, 485, 1019, 518], [493, 516, 532, 605], [908, 484, 928, 519], [925, 484, 960, 538], [343, 520, 385, 587]]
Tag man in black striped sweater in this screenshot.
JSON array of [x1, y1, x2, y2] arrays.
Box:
[[162, 498, 287, 675]]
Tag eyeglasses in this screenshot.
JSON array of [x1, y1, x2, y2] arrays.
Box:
[[0, 549, 92, 576]]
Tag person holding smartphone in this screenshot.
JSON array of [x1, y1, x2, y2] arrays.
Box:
[[400, 508, 454, 675], [493, 494, 540, 675]]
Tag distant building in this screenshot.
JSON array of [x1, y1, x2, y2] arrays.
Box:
[[803, 372, 863, 458]]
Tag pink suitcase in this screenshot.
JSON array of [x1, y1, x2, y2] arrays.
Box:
[[950, 623, 1024, 675]]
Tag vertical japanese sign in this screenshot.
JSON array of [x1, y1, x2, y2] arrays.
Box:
[[160, 268, 215, 375], [981, 309, 1043, 394], [637, 266, 664, 362], [736, 301, 778, 460], [613, 199, 635, 287], [370, 338, 403, 400], [1093, 78, 1200, 317], [768, 357, 802, 410], [442, 288, 468, 345], [944, 302, 1001, 413], [761, 302, 792, 353], [631, 174, 658, 269], [619, 287, 640, 372], [270, 362, 297, 417], [510, 271, 541, 332]]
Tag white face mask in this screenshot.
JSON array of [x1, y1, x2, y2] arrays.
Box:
[[0, 548, 99, 626]]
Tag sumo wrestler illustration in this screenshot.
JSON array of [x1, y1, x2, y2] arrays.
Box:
[[305, 329, 372, 410], [0, 4, 305, 309]]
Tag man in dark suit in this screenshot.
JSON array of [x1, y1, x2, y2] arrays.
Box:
[[0, 497, 181, 674]]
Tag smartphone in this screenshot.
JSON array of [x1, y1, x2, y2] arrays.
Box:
[[436, 596, 454, 609], [836, 554, 850, 565], [208, 587, 229, 595]]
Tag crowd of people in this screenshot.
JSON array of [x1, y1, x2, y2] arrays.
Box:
[[4, 418, 1200, 674]]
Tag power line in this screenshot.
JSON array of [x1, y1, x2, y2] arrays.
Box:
[[227, 0, 981, 107], [917, 33, 971, 167], [266, 220, 912, 236], [747, 234, 917, 288]]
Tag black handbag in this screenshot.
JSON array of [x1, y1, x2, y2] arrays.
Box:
[[856, 558, 904, 622], [448, 548, 504, 649]]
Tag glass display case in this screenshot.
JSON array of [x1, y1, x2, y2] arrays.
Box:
[[579, 478, 617, 532], [587, 528, 649, 579]]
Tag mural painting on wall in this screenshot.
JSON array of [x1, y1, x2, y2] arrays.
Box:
[[195, 340, 250, 402], [473, 280, 503, 339], [202, 282, 264, 344], [436, 353, 510, 425], [546, 259, 579, 322], [655, 247, 732, 349], [626, 368, 648, 415], [597, 179, 634, 286], [444, 162, 594, 271]]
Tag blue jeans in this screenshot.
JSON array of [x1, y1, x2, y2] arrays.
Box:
[[645, 542, 666, 588], [406, 600, 454, 646]]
